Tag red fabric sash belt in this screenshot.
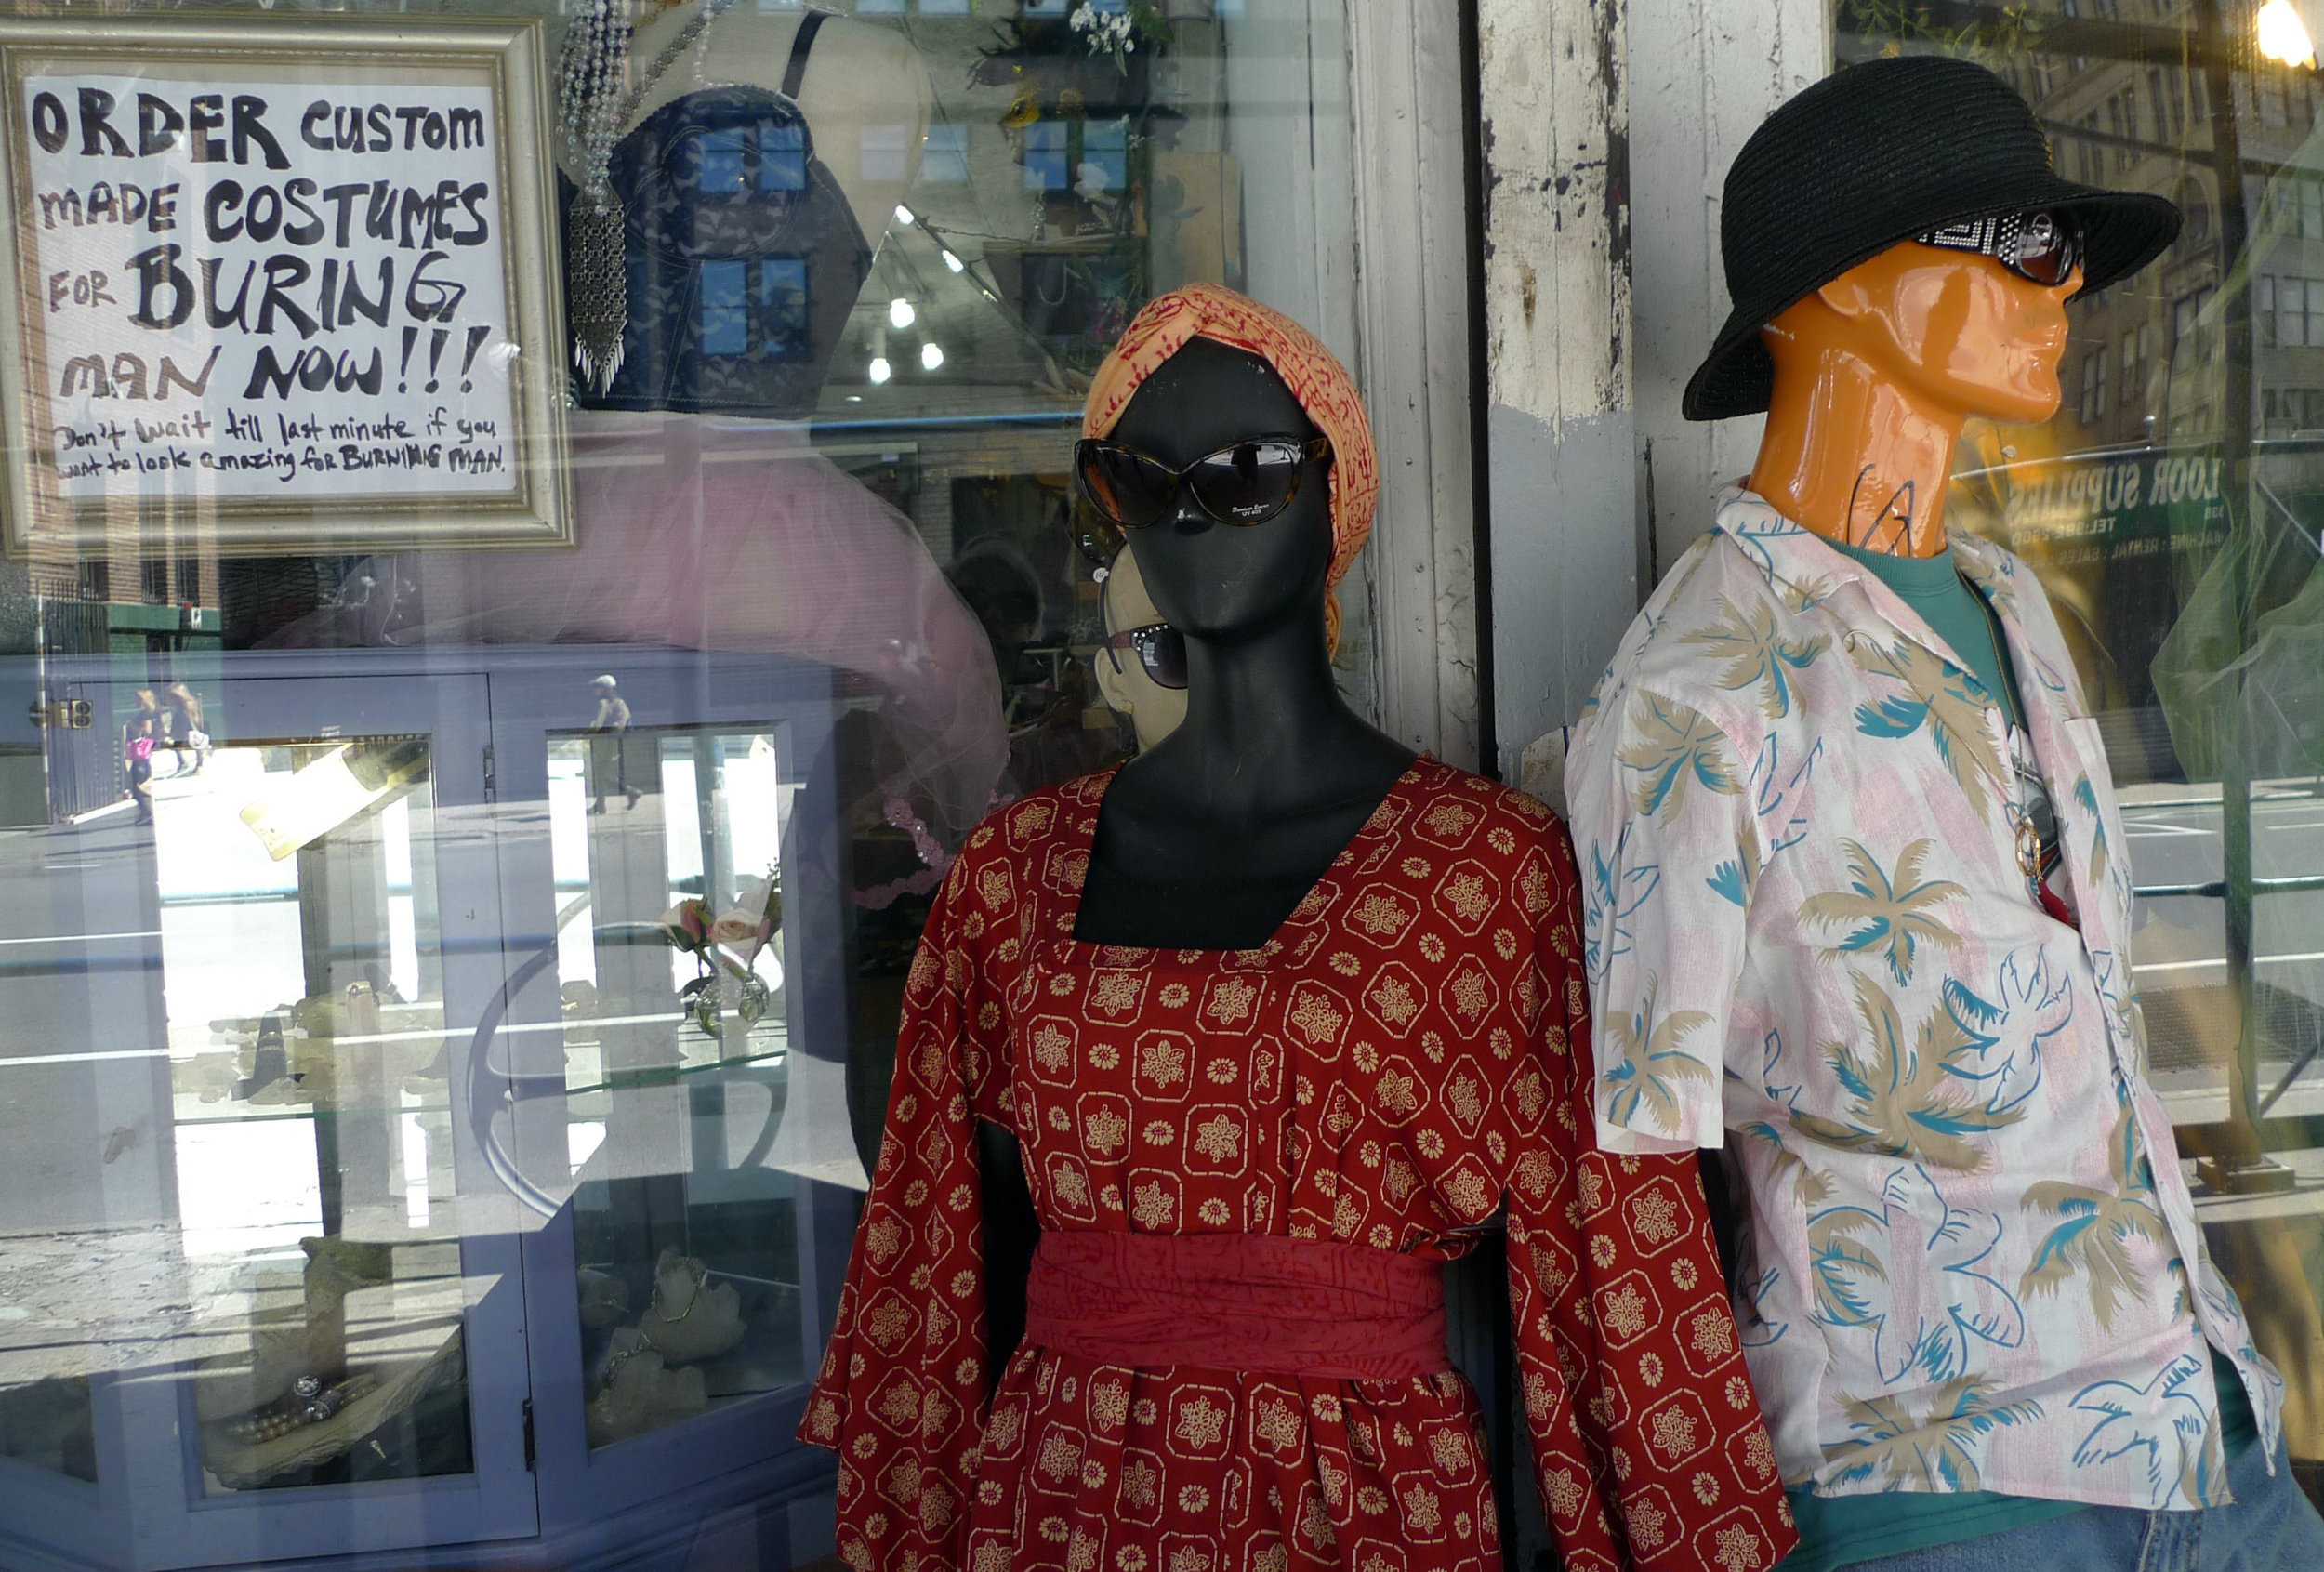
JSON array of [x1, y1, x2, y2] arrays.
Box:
[[1024, 1231, 1450, 1380]]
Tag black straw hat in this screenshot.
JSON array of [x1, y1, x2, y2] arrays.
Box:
[[1684, 54, 2181, 421]]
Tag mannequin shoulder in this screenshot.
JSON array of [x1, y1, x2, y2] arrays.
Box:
[[1580, 531, 1763, 699], [1397, 759, 1576, 866], [1574, 527, 1816, 755], [1952, 532, 2062, 627], [953, 774, 1109, 879]]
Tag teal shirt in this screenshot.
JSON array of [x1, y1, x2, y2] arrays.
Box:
[[1825, 535, 2023, 728]]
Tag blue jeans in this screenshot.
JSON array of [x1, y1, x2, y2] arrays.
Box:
[[1840, 1441, 2324, 1570]]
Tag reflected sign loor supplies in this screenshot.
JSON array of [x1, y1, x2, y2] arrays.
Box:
[[1951, 444, 2231, 714], [0, 16, 569, 554]]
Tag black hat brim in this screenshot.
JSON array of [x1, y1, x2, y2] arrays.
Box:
[[1682, 179, 2182, 422]]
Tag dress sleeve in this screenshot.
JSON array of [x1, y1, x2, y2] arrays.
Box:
[[800, 850, 1010, 1572], [1562, 683, 1760, 1154], [1501, 822, 1795, 1572]]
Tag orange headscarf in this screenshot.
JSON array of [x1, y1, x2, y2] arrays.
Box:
[[1082, 284, 1378, 656]]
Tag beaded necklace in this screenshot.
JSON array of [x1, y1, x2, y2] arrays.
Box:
[[559, 0, 748, 392]]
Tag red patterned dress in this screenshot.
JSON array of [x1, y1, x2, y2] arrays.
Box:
[[802, 760, 1794, 1572]]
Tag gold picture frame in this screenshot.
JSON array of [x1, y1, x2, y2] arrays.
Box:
[[0, 14, 570, 556]]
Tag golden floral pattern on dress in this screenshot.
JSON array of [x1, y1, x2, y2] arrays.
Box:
[[805, 760, 1793, 1572]]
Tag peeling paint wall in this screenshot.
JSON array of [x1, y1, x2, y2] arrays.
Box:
[[1480, 0, 1830, 775], [1630, 0, 1829, 580], [1478, 0, 1638, 777]]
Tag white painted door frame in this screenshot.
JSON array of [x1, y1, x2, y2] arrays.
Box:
[[1474, 0, 1831, 783], [1348, 0, 1486, 770]]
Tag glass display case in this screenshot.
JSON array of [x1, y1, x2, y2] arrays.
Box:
[[0, 641, 860, 1571], [483, 646, 862, 1544]]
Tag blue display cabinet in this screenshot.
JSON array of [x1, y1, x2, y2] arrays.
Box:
[[0, 641, 865, 1572]]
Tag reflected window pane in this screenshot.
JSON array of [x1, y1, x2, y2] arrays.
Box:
[[698, 260, 749, 356], [1083, 119, 1129, 193], [759, 123, 807, 193], [921, 122, 969, 184], [696, 128, 748, 194], [1023, 121, 1069, 192], [860, 124, 908, 183]]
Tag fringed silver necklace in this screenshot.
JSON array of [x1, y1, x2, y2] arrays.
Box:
[[559, 0, 746, 394], [560, 0, 637, 393]]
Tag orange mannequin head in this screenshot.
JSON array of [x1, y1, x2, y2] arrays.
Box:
[[1747, 242, 2080, 557]]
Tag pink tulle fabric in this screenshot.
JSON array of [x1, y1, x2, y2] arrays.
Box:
[[263, 411, 1006, 852]]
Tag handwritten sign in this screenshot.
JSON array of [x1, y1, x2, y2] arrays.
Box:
[[0, 18, 568, 553], [24, 74, 514, 497]]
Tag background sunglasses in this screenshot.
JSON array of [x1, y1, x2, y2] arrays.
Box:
[[1913, 210, 2083, 286], [1101, 623, 1188, 690], [1072, 501, 1127, 570], [1076, 435, 1331, 530]]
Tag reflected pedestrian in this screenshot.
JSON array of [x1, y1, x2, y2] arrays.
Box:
[[124, 689, 161, 824], [163, 682, 208, 775], [588, 674, 640, 813]]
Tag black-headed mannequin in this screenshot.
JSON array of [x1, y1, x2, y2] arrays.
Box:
[[984, 332, 1411, 1378], [1071, 337, 1415, 950]]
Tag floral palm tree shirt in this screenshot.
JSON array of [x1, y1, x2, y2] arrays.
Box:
[[1563, 486, 2284, 1512]]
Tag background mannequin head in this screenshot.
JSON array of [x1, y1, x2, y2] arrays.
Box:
[[1093, 548, 1187, 750], [1107, 337, 1333, 650]]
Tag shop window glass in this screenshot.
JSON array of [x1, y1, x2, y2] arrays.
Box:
[[1840, 0, 2324, 1513], [0, 1, 1369, 1566]]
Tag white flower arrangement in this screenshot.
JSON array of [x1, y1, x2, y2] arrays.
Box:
[[1069, 2, 1142, 68]]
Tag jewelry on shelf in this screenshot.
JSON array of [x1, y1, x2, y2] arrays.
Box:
[[215, 1373, 381, 1446]]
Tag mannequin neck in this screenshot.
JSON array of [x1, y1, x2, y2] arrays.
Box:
[[1076, 592, 1412, 949], [1146, 604, 1372, 817], [1748, 338, 1967, 558]]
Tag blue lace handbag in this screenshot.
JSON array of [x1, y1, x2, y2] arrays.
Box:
[[569, 12, 872, 418]]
